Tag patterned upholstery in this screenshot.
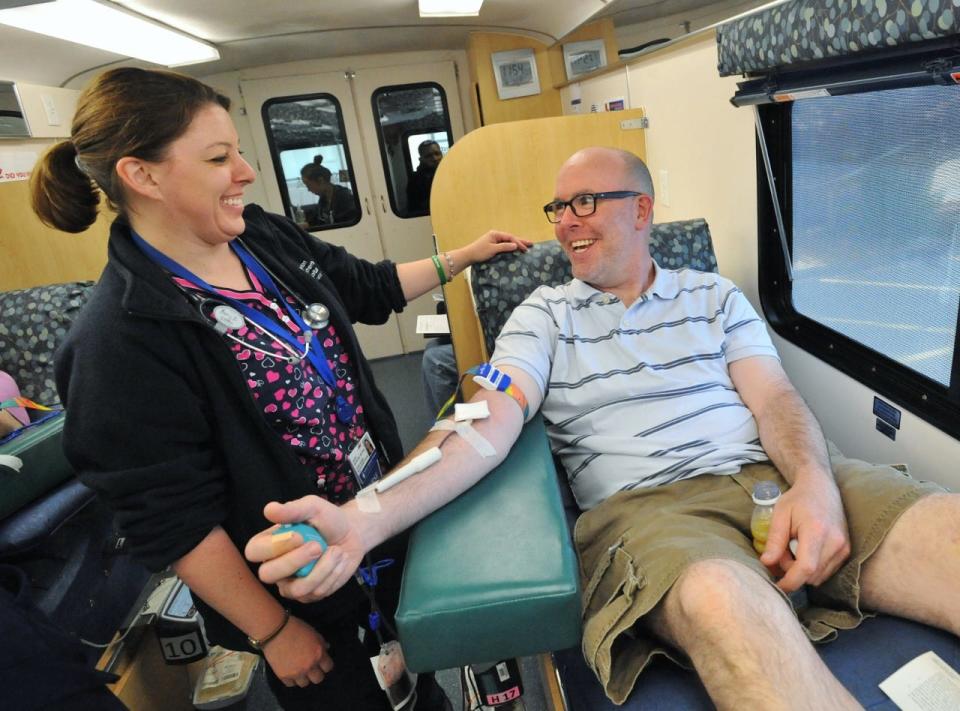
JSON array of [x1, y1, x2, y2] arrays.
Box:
[[717, 0, 960, 77], [471, 219, 716, 357], [0, 282, 95, 406]]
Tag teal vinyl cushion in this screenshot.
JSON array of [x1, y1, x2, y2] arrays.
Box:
[[0, 413, 71, 521], [396, 416, 581, 672]]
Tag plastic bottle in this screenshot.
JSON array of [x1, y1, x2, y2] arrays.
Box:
[[750, 480, 781, 555], [292, 204, 306, 225]]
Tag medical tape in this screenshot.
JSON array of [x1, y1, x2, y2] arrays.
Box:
[[454, 401, 489, 421], [430, 419, 496, 457], [356, 486, 381, 513]]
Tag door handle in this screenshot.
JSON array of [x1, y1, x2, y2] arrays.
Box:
[[379, 195, 387, 213], [364, 197, 371, 215]]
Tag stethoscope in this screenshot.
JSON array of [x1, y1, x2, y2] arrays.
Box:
[[199, 298, 330, 365], [131, 230, 355, 422]]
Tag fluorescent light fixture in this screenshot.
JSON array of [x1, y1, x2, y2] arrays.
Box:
[[418, 0, 483, 18], [0, 0, 219, 67]]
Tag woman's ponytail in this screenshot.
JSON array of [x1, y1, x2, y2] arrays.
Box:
[[30, 140, 101, 234]]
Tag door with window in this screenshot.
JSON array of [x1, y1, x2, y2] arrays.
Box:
[[241, 73, 403, 360], [353, 61, 465, 352], [242, 62, 464, 357]]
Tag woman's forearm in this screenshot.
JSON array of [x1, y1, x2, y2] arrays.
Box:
[[395, 247, 469, 301], [172, 525, 287, 641]]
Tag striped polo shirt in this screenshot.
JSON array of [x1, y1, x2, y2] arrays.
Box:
[[491, 261, 779, 510]]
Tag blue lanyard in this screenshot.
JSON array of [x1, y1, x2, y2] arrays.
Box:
[[130, 231, 353, 420]]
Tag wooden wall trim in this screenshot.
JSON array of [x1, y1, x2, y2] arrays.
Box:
[[0, 179, 111, 290]]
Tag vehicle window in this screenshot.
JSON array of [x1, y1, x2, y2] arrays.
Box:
[[371, 83, 453, 218], [262, 95, 362, 231], [791, 84, 960, 386], [407, 131, 450, 170]]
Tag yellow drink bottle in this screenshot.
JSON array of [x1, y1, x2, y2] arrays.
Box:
[[750, 480, 781, 555]]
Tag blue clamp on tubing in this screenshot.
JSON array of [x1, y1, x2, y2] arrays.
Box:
[[358, 558, 395, 588], [273, 523, 328, 578]]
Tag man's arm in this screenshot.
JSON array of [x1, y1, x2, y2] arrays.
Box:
[[246, 365, 542, 603], [729, 355, 850, 593]]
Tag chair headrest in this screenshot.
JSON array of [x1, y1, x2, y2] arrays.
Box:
[[470, 219, 716, 357], [0, 281, 96, 406]]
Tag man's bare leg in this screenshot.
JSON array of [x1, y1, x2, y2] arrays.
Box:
[[646, 559, 860, 711], [859, 493, 960, 635]]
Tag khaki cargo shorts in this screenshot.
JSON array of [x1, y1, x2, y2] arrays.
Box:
[[573, 449, 947, 704]]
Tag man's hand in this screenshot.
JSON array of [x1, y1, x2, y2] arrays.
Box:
[[264, 615, 334, 688], [761, 476, 851, 593], [245, 495, 365, 603]]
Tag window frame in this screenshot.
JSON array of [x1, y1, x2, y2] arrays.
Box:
[[260, 92, 362, 232], [755, 51, 960, 440], [369, 81, 454, 219]]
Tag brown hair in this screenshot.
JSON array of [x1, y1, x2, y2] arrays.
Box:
[[30, 67, 231, 233]]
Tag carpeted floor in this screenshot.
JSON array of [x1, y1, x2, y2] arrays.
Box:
[[369, 352, 437, 453]]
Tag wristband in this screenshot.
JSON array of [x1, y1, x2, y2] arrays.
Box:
[[468, 363, 530, 420], [431, 254, 447, 285], [247, 608, 290, 651]]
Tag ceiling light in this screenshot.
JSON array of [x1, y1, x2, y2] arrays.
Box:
[[0, 0, 219, 67], [418, 0, 483, 18]]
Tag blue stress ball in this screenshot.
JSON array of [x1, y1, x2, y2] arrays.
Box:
[[273, 523, 328, 577]]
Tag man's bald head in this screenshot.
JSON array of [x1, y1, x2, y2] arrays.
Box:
[[561, 147, 655, 201]]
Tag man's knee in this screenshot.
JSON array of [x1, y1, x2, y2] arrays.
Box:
[[662, 559, 780, 639]]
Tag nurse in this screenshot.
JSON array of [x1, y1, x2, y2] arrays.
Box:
[[32, 66, 529, 710]]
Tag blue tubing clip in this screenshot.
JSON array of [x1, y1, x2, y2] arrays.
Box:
[[273, 523, 328, 578]]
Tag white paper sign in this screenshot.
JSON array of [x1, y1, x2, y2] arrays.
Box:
[[416, 314, 450, 335], [880, 651, 960, 711]]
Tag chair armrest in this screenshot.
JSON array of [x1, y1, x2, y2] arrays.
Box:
[[0, 413, 75, 522], [396, 415, 582, 672], [0, 478, 95, 557]]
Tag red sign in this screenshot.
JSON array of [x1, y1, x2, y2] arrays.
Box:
[[485, 686, 521, 705]]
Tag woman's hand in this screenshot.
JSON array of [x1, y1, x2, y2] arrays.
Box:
[[245, 495, 366, 603], [263, 615, 334, 687], [460, 230, 533, 267]]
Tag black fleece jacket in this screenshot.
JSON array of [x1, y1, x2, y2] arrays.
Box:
[[55, 205, 407, 647]]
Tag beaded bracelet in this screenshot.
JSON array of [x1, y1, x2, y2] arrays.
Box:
[[431, 254, 447, 285], [443, 251, 455, 279]]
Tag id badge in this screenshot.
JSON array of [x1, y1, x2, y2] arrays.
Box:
[[348, 432, 382, 489]]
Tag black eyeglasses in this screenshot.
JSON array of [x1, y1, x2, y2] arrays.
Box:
[[542, 191, 643, 223]]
